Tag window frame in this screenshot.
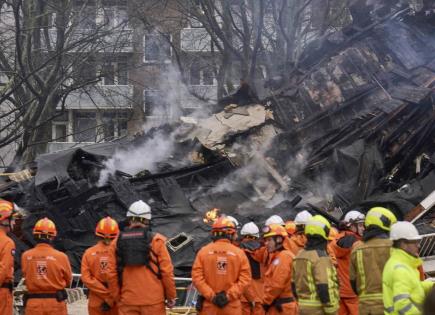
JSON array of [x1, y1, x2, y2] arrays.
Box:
[[51, 121, 68, 142], [100, 62, 129, 86], [143, 33, 172, 64]]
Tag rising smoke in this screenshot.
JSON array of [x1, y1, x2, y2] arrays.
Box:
[[97, 65, 209, 186]]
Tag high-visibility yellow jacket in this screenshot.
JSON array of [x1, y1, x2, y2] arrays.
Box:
[[383, 248, 434, 315], [292, 248, 339, 315]]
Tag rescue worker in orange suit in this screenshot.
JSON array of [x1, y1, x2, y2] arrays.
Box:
[[82, 217, 120, 315], [262, 224, 298, 315], [286, 210, 312, 255], [0, 199, 16, 315], [107, 200, 177, 315], [192, 216, 251, 315], [349, 207, 397, 315], [21, 218, 72, 315], [330, 210, 365, 315], [239, 222, 265, 315], [292, 215, 339, 315]]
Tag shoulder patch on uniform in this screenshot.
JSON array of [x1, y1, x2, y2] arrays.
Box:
[[272, 258, 280, 266], [11, 249, 15, 256]]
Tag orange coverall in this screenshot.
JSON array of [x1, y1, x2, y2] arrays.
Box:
[[192, 238, 252, 315], [0, 229, 15, 315], [240, 241, 265, 315], [81, 241, 118, 315], [263, 249, 297, 315], [21, 243, 72, 315], [330, 231, 361, 315], [108, 232, 176, 315]]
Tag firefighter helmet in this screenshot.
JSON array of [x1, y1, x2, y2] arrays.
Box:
[[240, 222, 260, 238], [265, 215, 284, 226], [95, 217, 119, 239], [263, 224, 288, 238], [294, 210, 313, 225], [0, 199, 14, 222], [390, 221, 421, 241], [127, 200, 151, 220], [305, 215, 331, 240], [365, 207, 397, 231], [344, 210, 365, 223], [226, 216, 240, 229], [33, 217, 57, 238], [212, 216, 236, 235]]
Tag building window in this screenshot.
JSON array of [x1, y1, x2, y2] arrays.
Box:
[[73, 60, 96, 84], [189, 64, 216, 86], [74, 112, 97, 142], [101, 62, 128, 86], [52, 122, 68, 142], [100, 111, 128, 141], [144, 33, 171, 63], [102, 6, 128, 29], [144, 90, 168, 116]]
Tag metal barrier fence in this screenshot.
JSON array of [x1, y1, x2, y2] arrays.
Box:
[[420, 233, 435, 258]]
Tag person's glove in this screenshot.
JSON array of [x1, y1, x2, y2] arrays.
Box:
[[337, 234, 357, 248], [212, 291, 229, 308], [100, 301, 111, 312], [262, 304, 271, 312]]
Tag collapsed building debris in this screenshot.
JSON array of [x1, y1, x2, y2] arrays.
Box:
[[1, 8, 435, 278]]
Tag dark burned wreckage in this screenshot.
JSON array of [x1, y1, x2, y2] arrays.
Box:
[[1, 8, 435, 279]]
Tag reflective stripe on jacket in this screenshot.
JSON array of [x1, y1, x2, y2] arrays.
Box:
[[383, 248, 434, 315], [349, 238, 391, 303], [292, 249, 339, 315]]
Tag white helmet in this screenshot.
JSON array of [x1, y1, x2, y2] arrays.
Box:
[[344, 211, 365, 223], [390, 221, 422, 241], [127, 200, 151, 220], [240, 222, 260, 238], [226, 216, 240, 229], [294, 210, 312, 225], [265, 215, 284, 226]]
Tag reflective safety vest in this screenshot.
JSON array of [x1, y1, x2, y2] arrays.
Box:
[[382, 248, 434, 315]]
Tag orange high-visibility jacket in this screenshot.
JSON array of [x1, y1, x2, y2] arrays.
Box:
[[263, 249, 296, 305], [81, 241, 117, 307], [21, 243, 72, 292], [330, 231, 361, 298], [108, 232, 176, 306], [0, 229, 14, 286], [192, 239, 252, 302]]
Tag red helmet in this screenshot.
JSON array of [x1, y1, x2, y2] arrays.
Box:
[[33, 217, 57, 238], [95, 217, 119, 239], [0, 199, 14, 222], [212, 216, 236, 235]]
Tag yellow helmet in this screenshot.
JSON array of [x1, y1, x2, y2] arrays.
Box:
[[365, 207, 397, 231], [305, 215, 331, 240], [262, 224, 288, 238]]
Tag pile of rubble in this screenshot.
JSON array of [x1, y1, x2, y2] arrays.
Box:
[[1, 8, 434, 278]]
